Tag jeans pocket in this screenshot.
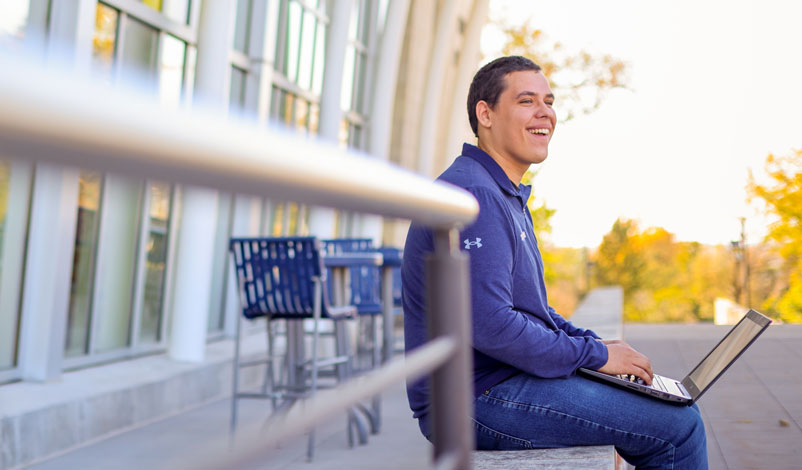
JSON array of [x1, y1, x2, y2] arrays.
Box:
[[473, 419, 533, 450]]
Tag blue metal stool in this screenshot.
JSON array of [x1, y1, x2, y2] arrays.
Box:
[[229, 237, 358, 459]]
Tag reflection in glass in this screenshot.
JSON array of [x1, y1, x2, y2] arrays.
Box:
[[285, 0, 302, 82], [66, 172, 103, 357], [230, 66, 247, 110], [139, 182, 172, 344], [0, 161, 14, 368], [234, 0, 253, 53], [341, 46, 355, 112], [0, 0, 29, 42], [0, 161, 9, 252], [119, 17, 158, 86], [688, 317, 765, 391], [311, 20, 326, 95], [287, 203, 299, 235], [184, 45, 197, 104], [159, 35, 186, 109], [92, 4, 119, 83], [271, 203, 284, 236], [162, 0, 191, 24], [93, 175, 143, 353], [142, 0, 163, 12], [208, 193, 233, 333], [297, 8, 317, 90]]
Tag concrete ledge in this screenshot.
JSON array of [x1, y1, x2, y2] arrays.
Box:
[[0, 334, 269, 470], [474, 445, 625, 470]]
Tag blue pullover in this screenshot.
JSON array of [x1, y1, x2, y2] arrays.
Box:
[[402, 143, 609, 437]]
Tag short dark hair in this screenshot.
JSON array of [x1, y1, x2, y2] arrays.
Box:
[[467, 56, 542, 137]]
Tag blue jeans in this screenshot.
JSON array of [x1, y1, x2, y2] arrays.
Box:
[[473, 373, 707, 469]]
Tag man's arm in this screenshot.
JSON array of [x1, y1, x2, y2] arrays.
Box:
[[462, 188, 608, 378], [548, 306, 601, 339]]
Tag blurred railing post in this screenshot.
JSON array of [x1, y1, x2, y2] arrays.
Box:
[[427, 228, 474, 468]]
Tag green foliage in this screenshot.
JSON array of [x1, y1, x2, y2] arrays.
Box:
[[749, 149, 802, 323], [521, 169, 554, 239]]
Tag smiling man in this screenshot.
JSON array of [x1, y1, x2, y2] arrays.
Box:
[[401, 56, 708, 469]]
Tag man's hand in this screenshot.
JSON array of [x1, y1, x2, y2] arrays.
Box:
[[597, 341, 653, 385]]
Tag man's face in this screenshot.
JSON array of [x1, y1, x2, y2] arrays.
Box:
[[485, 70, 556, 169]]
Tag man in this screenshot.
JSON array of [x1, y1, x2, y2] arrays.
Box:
[[402, 56, 707, 469]]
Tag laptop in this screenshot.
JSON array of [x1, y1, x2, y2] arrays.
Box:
[[578, 309, 772, 405]]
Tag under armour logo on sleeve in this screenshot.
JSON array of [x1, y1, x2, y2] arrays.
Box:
[[464, 238, 482, 249]]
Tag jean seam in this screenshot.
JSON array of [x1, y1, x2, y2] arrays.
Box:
[[482, 393, 677, 465], [472, 417, 534, 449]]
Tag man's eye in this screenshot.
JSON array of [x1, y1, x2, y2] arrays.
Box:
[[520, 99, 533, 104], [545, 101, 554, 107]]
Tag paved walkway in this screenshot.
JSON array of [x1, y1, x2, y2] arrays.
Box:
[[24, 324, 802, 470]]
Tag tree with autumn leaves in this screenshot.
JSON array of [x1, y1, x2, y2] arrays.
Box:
[[592, 219, 736, 322], [748, 149, 802, 323]]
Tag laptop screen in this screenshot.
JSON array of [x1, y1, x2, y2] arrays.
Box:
[[684, 310, 771, 398]]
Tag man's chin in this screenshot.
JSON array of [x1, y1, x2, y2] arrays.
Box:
[[530, 152, 548, 165]]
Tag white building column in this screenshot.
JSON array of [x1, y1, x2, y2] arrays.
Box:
[[246, 0, 281, 124], [307, 0, 353, 239], [16, 0, 96, 382], [415, 0, 459, 178], [17, 165, 80, 381], [168, 0, 235, 362], [444, 0, 489, 156], [360, 0, 411, 244]]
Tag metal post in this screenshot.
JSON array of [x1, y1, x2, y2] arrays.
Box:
[[381, 266, 395, 364], [426, 228, 474, 468]]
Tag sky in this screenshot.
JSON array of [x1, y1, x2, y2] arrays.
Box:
[[482, 0, 802, 248]]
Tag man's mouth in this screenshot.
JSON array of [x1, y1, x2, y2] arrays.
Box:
[[527, 128, 550, 136]]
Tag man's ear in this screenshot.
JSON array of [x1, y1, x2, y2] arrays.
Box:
[[475, 100, 492, 131]]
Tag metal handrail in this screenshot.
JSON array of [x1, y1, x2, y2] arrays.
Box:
[[0, 53, 477, 469], [0, 54, 478, 229], [191, 337, 457, 469]]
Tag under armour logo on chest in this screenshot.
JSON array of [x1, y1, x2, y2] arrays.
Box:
[[464, 238, 482, 249]]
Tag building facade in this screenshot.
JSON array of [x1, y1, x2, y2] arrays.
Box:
[[0, 0, 487, 465]]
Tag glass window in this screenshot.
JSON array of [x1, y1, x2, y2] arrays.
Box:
[[229, 66, 247, 110], [341, 46, 356, 112], [234, 0, 253, 54], [119, 17, 158, 86], [311, 19, 326, 95], [271, 203, 284, 236], [159, 34, 186, 109], [162, 0, 191, 24], [284, 0, 302, 83], [183, 45, 197, 104], [208, 193, 234, 333], [296, 8, 318, 90], [0, 160, 32, 370], [92, 4, 120, 83], [138, 182, 171, 344], [142, 0, 162, 12], [92, 176, 143, 353], [0, 0, 30, 44], [278, 0, 328, 93], [271, 87, 319, 134], [65, 172, 103, 357]]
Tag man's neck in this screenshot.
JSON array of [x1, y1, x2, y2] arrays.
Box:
[[477, 139, 527, 186]]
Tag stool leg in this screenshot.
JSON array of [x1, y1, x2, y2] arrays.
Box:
[[306, 279, 323, 461], [370, 315, 381, 433], [230, 314, 243, 437]]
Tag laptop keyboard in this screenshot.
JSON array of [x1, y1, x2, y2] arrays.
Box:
[[616, 374, 646, 385], [616, 374, 671, 392]]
